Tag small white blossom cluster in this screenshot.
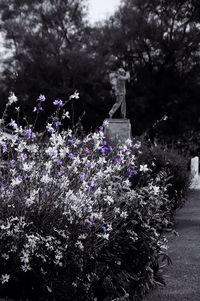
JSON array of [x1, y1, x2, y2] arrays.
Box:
[[8, 92, 18, 106]]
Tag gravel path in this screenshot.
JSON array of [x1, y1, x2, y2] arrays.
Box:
[[143, 189, 200, 301]]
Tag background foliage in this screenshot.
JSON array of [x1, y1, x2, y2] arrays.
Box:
[[0, 0, 200, 135]]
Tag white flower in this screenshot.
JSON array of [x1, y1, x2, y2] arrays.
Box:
[[21, 264, 31, 272], [60, 147, 69, 158], [11, 177, 22, 187], [70, 90, 79, 100], [26, 144, 38, 154], [97, 233, 109, 240], [97, 157, 107, 165], [26, 234, 40, 250], [103, 120, 109, 127], [20, 250, 30, 264], [75, 240, 84, 251], [92, 132, 102, 140], [54, 250, 63, 266], [45, 146, 58, 159], [22, 162, 34, 172], [41, 174, 52, 184], [46, 286, 52, 293], [2, 253, 9, 260], [46, 123, 55, 134], [62, 111, 70, 119], [125, 138, 132, 146], [122, 179, 131, 187], [9, 119, 18, 130], [104, 196, 114, 205], [161, 244, 168, 250], [114, 207, 120, 214], [1, 274, 10, 284], [67, 129, 72, 137], [107, 224, 112, 232], [139, 164, 149, 172], [104, 166, 113, 174], [134, 141, 141, 149], [163, 32, 168, 39], [45, 161, 52, 172], [25, 189, 39, 207], [152, 185, 160, 195], [15, 140, 27, 153], [50, 133, 65, 146], [120, 211, 128, 219], [96, 170, 104, 179], [78, 234, 87, 240], [8, 92, 18, 105]]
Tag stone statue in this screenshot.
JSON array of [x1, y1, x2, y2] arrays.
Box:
[[109, 68, 130, 118]]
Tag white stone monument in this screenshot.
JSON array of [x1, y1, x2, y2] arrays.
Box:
[[106, 68, 131, 143], [190, 156, 200, 189]]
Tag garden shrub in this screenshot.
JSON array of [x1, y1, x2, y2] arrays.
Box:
[[157, 130, 200, 158], [0, 93, 189, 300], [136, 143, 191, 212]]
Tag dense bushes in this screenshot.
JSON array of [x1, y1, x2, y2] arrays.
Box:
[[136, 144, 191, 211], [0, 95, 190, 300], [159, 130, 200, 158]]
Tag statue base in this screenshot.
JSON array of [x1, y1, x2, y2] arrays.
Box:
[[104, 119, 131, 144]]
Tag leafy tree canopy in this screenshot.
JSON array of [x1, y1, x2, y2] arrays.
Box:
[[0, 0, 200, 135]]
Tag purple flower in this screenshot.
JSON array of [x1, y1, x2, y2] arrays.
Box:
[[57, 160, 62, 167], [2, 143, 8, 153], [115, 155, 122, 165], [100, 224, 108, 233], [108, 146, 113, 151], [68, 139, 75, 145], [99, 126, 104, 133], [88, 181, 97, 192], [33, 106, 43, 113], [87, 218, 95, 227], [46, 124, 55, 134], [80, 174, 85, 181], [101, 146, 108, 155], [48, 128, 54, 134], [24, 128, 36, 139], [46, 191, 51, 197], [84, 147, 92, 155], [68, 153, 75, 160], [10, 160, 16, 166], [38, 94, 46, 102], [53, 99, 63, 107], [55, 121, 62, 128], [0, 183, 5, 190], [20, 153, 28, 161], [129, 146, 136, 152], [127, 166, 137, 179], [92, 181, 97, 188], [58, 171, 64, 176], [20, 175, 28, 181]]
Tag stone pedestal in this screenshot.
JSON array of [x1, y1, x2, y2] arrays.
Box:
[[104, 119, 131, 144]]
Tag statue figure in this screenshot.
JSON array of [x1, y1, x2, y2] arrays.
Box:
[[109, 68, 130, 118]]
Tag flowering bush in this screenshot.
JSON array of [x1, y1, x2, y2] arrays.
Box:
[[136, 144, 191, 212], [0, 93, 184, 300]]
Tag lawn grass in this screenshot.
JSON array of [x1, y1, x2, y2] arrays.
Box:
[[143, 189, 200, 301]]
